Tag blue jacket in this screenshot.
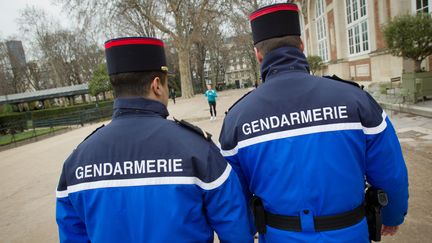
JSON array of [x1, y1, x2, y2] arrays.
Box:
[[56, 98, 253, 243], [219, 47, 408, 242]]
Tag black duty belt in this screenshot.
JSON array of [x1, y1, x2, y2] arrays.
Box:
[[265, 204, 365, 232]]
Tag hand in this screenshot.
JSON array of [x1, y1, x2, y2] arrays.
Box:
[[381, 225, 399, 236]]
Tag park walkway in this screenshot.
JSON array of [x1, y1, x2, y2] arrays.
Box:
[[0, 87, 431, 242], [0, 88, 251, 243]]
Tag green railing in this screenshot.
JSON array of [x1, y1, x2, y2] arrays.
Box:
[[0, 106, 113, 147], [402, 72, 432, 103]]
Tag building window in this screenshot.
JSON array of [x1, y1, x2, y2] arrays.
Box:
[[361, 21, 369, 51], [348, 29, 354, 54], [352, 0, 358, 21], [299, 4, 308, 56], [346, 0, 352, 24], [316, 0, 328, 61], [415, 0, 430, 13], [360, 0, 367, 17], [345, 0, 369, 55]]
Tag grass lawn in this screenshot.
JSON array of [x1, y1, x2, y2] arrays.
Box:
[[0, 127, 67, 146]]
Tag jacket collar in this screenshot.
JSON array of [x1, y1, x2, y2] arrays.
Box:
[[112, 97, 169, 119], [260, 46, 310, 82]]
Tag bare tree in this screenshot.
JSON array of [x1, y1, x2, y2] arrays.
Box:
[[228, 15, 259, 85], [18, 6, 63, 87], [18, 6, 104, 89], [190, 40, 207, 93], [57, 0, 232, 98], [190, 15, 223, 93], [230, 0, 282, 85], [113, 1, 158, 37], [25, 61, 45, 90], [165, 40, 181, 92], [207, 27, 230, 88]]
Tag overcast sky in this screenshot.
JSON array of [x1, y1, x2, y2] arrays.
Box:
[[0, 0, 70, 39]]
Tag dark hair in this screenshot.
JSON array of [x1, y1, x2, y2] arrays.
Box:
[[109, 71, 167, 98], [255, 35, 302, 57]]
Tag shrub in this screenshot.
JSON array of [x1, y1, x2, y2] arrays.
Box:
[[1, 104, 13, 114], [382, 14, 432, 72], [226, 83, 237, 89], [0, 113, 28, 135], [307, 55, 323, 75], [31, 100, 114, 120]]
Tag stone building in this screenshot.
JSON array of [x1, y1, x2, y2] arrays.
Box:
[[204, 38, 257, 89], [223, 49, 255, 88], [296, 0, 432, 82]]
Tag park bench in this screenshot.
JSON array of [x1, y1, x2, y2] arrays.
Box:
[[32, 116, 83, 128], [383, 77, 401, 95]]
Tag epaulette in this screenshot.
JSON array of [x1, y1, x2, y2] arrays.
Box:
[[323, 75, 364, 90], [225, 89, 254, 115], [173, 117, 212, 141], [81, 124, 105, 143]]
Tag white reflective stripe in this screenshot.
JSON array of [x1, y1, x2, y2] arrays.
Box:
[[220, 148, 238, 157], [217, 142, 238, 157], [362, 111, 387, 135], [55, 164, 232, 198], [204, 163, 232, 190], [239, 122, 364, 148], [56, 190, 68, 198], [221, 122, 365, 157], [220, 112, 388, 157]]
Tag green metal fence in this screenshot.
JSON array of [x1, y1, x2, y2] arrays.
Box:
[[0, 106, 113, 147]]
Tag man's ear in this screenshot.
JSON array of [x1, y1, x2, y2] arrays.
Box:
[[150, 76, 163, 96], [300, 39, 305, 53], [254, 47, 263, 64]]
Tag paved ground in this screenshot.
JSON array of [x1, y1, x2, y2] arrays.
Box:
[[0, 88, 431, 242]]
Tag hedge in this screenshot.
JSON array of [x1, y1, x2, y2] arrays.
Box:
[[31, 100, 114, 120], [0, 104, 13, 114], [0, 101, 114, 135], [0, 113, 28, 135]]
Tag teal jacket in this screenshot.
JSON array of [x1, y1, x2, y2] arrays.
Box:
[[205, 89, 217, 102]]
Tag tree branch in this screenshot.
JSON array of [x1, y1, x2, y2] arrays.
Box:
[[132, 2, 178, 40]]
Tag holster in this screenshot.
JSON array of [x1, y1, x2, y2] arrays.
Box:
[[365, 187, 388, 242], [250, 196, 267, 234]]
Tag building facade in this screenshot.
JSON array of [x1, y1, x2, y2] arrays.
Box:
[[204, 39, 257, 89], [297, 0, 432, 82], [1, 40, 30, 94], [224, 51, 255, 88]]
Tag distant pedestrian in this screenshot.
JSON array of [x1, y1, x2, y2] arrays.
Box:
[[205, 84, 217, 120], [170, 88, 176, 104]]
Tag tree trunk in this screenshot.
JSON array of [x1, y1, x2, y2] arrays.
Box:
[[415, 60, 422, 72], [213, 69, 218, 89], [178, 48, 194, 98], [195, 43, 206, 93], [69, 96, 75, 106], [49, 60, 62, 88], [211, 61, 217, 89]]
